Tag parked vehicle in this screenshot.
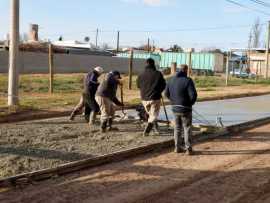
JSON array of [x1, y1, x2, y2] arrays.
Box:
[[230, 69, 255, 79]]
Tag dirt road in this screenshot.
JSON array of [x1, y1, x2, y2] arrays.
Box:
[[1, 124, 270, 203]]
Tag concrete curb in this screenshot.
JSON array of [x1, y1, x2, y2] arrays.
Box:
[[1, 116, 270, 188]]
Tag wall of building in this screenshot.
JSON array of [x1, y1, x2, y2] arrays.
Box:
[[0, 51, 146, 74], [213, 53, 225, 73], [159, 52, 224, 72], [249, 53, 269, 76]]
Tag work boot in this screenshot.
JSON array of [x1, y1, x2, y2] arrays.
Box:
[[143, 122, 153, 137], [174, 147, 185, 153], [89, 112, 97, 125], [84, 114, 90, 123], [152, 121, 160, 136], [100, 120, 107, 133], [108, 118, 119, 131], [185, 147, 194, 156]]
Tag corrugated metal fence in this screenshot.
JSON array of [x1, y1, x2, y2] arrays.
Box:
[[117, 51, 224, 72]]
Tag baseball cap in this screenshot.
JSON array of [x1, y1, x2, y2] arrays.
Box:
[[94, 66, 104, 74], [111, 70, 122, 79]]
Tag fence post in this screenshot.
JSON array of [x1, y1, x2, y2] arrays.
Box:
[[128, 49, 134, 90], [171, 62, 177, 75], [225, 51, 231, 86], [49, 43, 54, 94], [188, 48, 193, 77]]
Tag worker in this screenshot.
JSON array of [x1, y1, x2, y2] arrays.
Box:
[[165, 64, 197, 155], [95, 70, 124, 133], [69, 66, 104, 125], [137, 58, 166, 136]]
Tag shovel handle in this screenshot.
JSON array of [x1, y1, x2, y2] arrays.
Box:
[[120, 84, 124, 113], [161, 96, 170, 126]]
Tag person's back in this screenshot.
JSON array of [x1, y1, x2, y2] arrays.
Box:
[[96, 72, 120, 105], [84, 70, 99, 96], [165, 64, 197, 155], [69, 66, 103, 123], [137, 61, 166, 101], [95, 71, 123, 133], [137, 58, 166, 136], [166, 70, 197, 113]]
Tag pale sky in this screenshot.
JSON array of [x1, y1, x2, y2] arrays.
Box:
[[0, 0, 270, 50]]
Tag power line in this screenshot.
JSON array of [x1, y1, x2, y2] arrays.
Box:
[[88, 23, 266, 33], [249, 0, 270, 8], [225, 0, 270, 16]]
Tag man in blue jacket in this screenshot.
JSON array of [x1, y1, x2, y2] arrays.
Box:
[[69, 66, 104, 124], [165, 64, 197, 155]]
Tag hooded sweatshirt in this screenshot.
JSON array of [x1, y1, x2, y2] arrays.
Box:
[[165, 71, 197, 113], [84, 70, 100, 97], [96, 72, 122, 106], [137, 64, 166, 101]]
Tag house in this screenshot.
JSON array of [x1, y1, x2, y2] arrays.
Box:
[[247, 48, 269, 76]]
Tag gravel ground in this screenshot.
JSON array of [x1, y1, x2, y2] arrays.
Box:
[[0, 116, 173, 178], [1, 124, 270, 203]]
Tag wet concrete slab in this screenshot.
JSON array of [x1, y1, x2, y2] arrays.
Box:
[[161, 94, 270, 126]]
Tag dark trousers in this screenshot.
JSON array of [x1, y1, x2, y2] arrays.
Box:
[[84, 93, 100, 120], [173, 111, 192, 150]]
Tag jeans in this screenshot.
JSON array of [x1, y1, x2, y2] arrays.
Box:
[[174, 111, 192, 150]]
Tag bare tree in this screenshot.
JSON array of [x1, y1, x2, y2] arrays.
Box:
[[170, 44, 183, 52], [248, 31, 252, 49], [251, 18, 262, 48]]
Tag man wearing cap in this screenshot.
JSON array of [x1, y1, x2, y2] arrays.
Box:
[[69, 66, 104, 125], [137, 58, 166, 136], [95, 71, 124, 133]]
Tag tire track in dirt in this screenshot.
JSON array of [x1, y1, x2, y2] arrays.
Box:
[[138, 152, 270, 203]]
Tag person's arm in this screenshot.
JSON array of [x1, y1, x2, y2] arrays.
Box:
[[89, 73, 99, 85], [161, 74, 166, 92], [164, 84, 170, 99], [112, 97, 123, 106], [110, 79, 124, 106], [158, 72, 166, 93], [187, 79, 197, 105]]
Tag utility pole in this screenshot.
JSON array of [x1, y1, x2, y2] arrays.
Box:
[[116, 31, 120, 53], [226, 51, 231, 86], [95, 28, 99, 48], [147, 38, 150, 53], [49, 43, 54, 94], [265, 21, 270, 79], [8, 0, 20, 106], [128, 48, 134, 90], [188, 48, 193, 77]]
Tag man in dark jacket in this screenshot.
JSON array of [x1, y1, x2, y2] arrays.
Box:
[[96, 71, 123, 133], [137, 58, 166, 136], [69, 66, 104, 124], [165, 64, 197, 155]]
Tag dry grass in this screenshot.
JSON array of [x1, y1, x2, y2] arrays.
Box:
[[1, 73, 270, 115]]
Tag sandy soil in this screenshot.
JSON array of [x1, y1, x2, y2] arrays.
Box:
[[1, 124, 270, 203], [0, 116, 173, 178]]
